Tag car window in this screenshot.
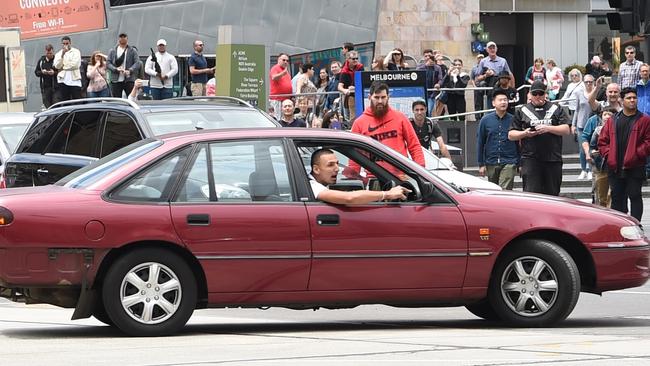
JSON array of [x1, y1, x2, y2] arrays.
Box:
[[59, 139, 162, 188], [110, 146, 192, 202], [101, 112, 142, 157], [175, 139, 292, 203], [297, 144, 424, 202], [145, 109, 277, 136], [17, 114, 68, 154], [0, 124, 30, 153], [49, 111, 102, 157]]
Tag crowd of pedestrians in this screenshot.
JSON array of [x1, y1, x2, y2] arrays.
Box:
[[34, 34, 217, 109]]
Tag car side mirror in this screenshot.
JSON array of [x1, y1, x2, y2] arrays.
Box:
[[421, 181, 448, 203]]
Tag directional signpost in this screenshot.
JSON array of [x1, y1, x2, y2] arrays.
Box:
[[216, 44, 266, 110]]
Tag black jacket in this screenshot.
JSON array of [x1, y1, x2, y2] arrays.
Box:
[[35, 55, 57, 89]]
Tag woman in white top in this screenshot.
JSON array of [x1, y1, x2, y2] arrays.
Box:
[[561, 68, 583, 117], [572, 74, 598, 180], [545, 59, 564, 100]]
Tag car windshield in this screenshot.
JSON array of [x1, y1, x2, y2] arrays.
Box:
[[56, 139, 162, 189], [145, 109, 277, 135], [0, 124, 29, 153]]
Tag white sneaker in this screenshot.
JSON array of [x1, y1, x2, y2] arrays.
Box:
[[587, 171, 593, 180], [577, 171, 587, 180]]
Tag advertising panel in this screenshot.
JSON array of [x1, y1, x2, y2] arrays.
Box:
[[1, 0, 107, 40], [7, 47, 27, 101], [354, 70, 427, 119]]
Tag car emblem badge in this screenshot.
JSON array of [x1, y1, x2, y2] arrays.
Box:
[[479, 228, 490, 241]]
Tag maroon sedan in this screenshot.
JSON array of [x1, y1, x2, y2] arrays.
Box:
[[0, 128, 647, 336]]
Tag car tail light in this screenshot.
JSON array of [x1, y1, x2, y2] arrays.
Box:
[[0, 173, 6, 189], [0, 207, 13, 225]]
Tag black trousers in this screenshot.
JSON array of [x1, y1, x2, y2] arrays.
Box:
[[474, 89, 485, 120], [608, 174, 644, 221], [40, 86, 57, 108], [57, 84, 82, 101], [111, 81, 134, 99], [446, 93, 466, 121], [521, 158, 563, 196]]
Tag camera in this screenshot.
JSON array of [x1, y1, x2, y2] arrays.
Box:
[[141, 80, 149, 87]]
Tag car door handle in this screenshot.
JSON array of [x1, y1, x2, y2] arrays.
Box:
[[187, 214, 210, 226], [316, 214, 339, 226], [36, 168, 49, 175]]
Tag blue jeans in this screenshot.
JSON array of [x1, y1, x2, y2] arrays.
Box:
[[150, 87, 173, 100], [87, 88, 110, 98], [427, 96, 436, 117], [576, 128, 590, 172]]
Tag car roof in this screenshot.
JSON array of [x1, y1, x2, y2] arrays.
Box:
[[158, 128, 369, 145], [0, 112, 35, 125], [35, 97, 263, 117]]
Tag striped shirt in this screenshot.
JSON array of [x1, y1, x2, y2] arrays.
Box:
[[618, 59, 643, 89]]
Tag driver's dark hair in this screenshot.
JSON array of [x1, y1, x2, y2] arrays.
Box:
[[311, 148, 335, 170], [369, 81, 389, 96]]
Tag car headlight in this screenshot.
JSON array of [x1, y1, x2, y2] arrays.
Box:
[[620, 225, 645, 240]]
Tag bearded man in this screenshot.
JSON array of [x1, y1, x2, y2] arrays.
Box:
[[350, 81, 425, 168]]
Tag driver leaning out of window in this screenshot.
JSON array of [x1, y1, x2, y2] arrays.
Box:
[[309, 148, 409, 204]]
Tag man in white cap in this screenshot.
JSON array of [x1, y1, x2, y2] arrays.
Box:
[[145, 39, 178, 100], [475, 41, 514, 98]]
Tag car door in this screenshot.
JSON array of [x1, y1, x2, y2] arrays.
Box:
[[6, 111, 105, 187], [295, 141, 468, 291], [170, 139, 311, 293]]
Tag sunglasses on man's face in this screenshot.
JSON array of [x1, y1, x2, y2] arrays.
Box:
[[626, 51, 635, 54], [350, 57, 359, 60], [531, 91, 545, 97]]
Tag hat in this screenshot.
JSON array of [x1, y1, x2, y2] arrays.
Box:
[[530, 80, 546, 93], [497, 71, 510, 79], [486, 41, 497, 48], [591, 55, 601, 64], [476, 54, 484, 59], [157, 39, 167, 46], [118, 33, 127, 38]]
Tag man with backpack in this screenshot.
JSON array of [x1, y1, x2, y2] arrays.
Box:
[[409, 100, 450, 159]]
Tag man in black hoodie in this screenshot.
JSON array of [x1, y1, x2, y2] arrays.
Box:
[[34, 44, 58, 108]]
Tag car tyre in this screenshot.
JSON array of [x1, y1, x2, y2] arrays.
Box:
[[93, 301, 114, 326], [465, 299, 500, 321], [102, 248, 197, 336], [488, 239, 580, 326]]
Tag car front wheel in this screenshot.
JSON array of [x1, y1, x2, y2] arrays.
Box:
[[488, 239, 580, 326], [102, 248, 197, 336]]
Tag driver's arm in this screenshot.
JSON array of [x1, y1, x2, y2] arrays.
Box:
[[317, 186, 408, 205]]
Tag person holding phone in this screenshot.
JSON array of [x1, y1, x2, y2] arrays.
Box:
[[34, 44, 58, 108], [53, 36, 82, 101], [508, 80, 571, 196], [128, 79, 152, 102]]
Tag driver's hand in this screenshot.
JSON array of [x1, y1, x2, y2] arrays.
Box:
[[386, 186, 411, 200]]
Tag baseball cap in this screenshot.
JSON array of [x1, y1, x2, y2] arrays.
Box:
[[118, 33, 127, 38], [530, 80, 546, 93], [157, 39, 167, 46], [486, 41, 497, 48]]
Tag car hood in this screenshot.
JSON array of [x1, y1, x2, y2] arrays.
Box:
[[431, 169, 502, 190], [461, 188, 637, 224]]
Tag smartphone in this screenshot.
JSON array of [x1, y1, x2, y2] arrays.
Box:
[[141, 80, 149, 87], [602, 76, 612, 84]]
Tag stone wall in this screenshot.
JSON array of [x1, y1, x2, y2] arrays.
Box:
[[376, 0, 480, 65]]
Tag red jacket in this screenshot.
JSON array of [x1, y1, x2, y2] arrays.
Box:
[[598, 111, 650, 171], [351, 106, 425, 170]]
